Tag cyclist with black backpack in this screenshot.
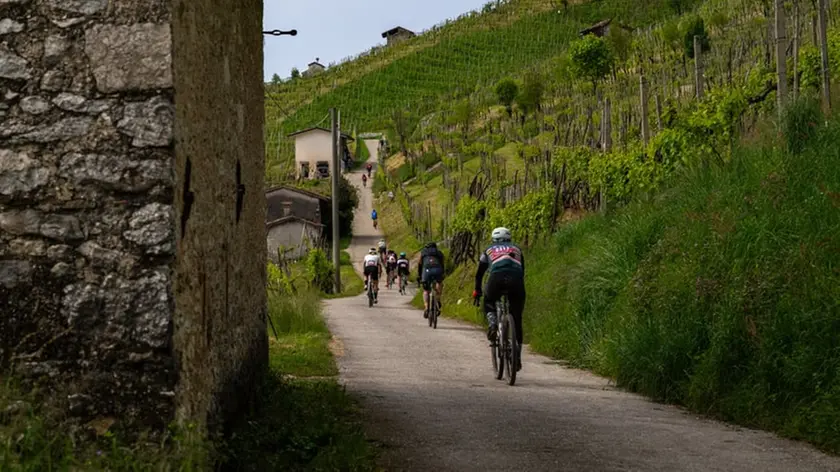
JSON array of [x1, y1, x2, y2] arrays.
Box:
[[418, 242, 445, 319]]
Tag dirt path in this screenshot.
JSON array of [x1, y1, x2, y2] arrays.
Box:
[[324, 159, 840, 471]]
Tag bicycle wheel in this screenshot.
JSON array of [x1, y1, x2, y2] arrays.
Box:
[[368, 285, 374, 308], [432, 298, 438, 329], [504, 312, 518, 386], [428, 292, 434, 327], [495, 317, 505, 380]]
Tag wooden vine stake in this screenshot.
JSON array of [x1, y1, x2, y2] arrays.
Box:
[[655, 94, 663, 131], [775, 0, 788, 120], [694, 35, 705, 100], [603, 97, 612, 153], [818, 0, 832, 115], [793, 0, 801, 100], [640, 75, 650, 147]]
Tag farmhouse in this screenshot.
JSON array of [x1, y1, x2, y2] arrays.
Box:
[[265, 186, 331, 260], [288, 126, 354, 179], [382, 26, 416, 45], [302, 58, 325, 77]]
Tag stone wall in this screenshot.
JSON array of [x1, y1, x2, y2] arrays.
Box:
[[0, 0, 266, 434]]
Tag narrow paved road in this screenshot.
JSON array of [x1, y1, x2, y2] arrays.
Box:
[[325, 159, 840, 471]]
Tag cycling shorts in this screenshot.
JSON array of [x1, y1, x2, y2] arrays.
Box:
[[364, 266, 379, 281], [421, 267, 444, 291]]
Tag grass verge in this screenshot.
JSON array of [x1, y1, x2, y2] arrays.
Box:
[[226, 287, 379, 470], [326, 250, 365, 299]]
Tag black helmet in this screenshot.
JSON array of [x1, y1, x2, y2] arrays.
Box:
[[425, 241, 437, 249]]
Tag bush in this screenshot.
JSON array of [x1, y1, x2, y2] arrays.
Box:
[[305, 248, 335, 294], [782, 96, 822, 156]]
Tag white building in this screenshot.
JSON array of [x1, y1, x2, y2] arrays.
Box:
[[288, 126, 353, 179]]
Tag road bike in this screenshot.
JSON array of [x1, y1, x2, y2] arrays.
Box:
[[399, 274, 407, 295], [387, 269, 396, 290], [427, 283, 440, 329], [366, 275, 375, 308], [489, 295, 518, 386], [372, 219, 378, 229]]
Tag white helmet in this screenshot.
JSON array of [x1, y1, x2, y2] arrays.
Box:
[[491, 227, 512, 243], [369, 248, 377, 255]]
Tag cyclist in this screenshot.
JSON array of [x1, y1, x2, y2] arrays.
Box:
[[371, 209, 378, 228], [417, 241, 445, 319], [362, 173, 368, 187], [472, 227, 525, 372], [385, 250, 398, 287], [366, 162, 372, 177], [363, 247, 382, 304], [377, 238, 387, 260], [396, 252, 410, 293]]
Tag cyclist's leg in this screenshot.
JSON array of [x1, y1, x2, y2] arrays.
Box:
[[421, 271, 431, 315], [434, 276, 443, 309], [483, 273, 501, 338]]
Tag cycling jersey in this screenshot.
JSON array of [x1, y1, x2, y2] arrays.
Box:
[[397, 258, 409, 274], [387, 254, 397, 265], [363, 254, 381, 268], [478, 242, 524, 276]]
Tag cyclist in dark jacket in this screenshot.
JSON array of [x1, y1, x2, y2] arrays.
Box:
[[418, 241, 445, 319], [472, 227, 525, 371]]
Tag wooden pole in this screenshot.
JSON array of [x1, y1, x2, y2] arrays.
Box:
[[694, 35, 705, 99], [793, 0, 801, 101], [655, 94, 663, 131], [330, 108, 341, 294], [818, 0, 832, 114], [775, 0, 789, 119], [603, 97, 612, 152], [640, 75, 650, 146]]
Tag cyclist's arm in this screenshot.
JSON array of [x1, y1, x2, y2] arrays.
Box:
[[475, 252, 489, 292]]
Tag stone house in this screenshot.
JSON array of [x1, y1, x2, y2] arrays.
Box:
[[578, 18, 634, 38], [0, 0, 267, 437], [265, 186, 330, 260], [302, 58, 325, 77], [289, 126, 354, 179], [382, 26, 416, 46]]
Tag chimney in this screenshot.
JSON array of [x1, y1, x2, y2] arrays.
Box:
[[281, 201, 292, 217]]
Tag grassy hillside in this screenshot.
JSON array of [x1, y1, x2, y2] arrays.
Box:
[[265, 0, 700, 181]]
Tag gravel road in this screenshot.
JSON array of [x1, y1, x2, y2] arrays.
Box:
[[324, 160, 840, 472]]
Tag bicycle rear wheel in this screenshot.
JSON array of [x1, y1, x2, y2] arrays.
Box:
[[428, 292, 434, 327], [495, 318, 505, 380], [432, 299, 438, 329], [504, 312, 518, 386]]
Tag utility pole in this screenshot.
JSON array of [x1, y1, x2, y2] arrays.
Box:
[[775, 0, 788, 119], [818, 0, 832, 114], [330, 108, 341, 293]]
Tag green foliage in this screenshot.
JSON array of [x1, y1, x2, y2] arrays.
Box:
[[337, 175, 360, 236], [516, 69, 545, 117], [290, 67, 300, 79], [494, 78, 519, 116], [305, 248, 335, 294], [525, 118, 840, 453], [606, 23, 633, 66], [568, 34, 614, 91], [782, 96, 823, 156], [486, 188, 554, 244], [682, 15, 710, 59]]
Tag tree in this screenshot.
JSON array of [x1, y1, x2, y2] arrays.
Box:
[[568, 35, 614, 95], [516, 70, 545, 121], [390, 109, 417, 162], [606, 24, 632, 73], [682, 16, 710, 59], [495, 78, 519, 116], [290, 67, 301, 79], [270, 73, 282, 85], [452, 98, 473, 139]]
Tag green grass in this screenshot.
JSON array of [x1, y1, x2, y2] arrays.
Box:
[[224, 288, 379, 470], [0, 380, 212, 471], [326, 251, 366, 299], [520, 113, 840, 453]]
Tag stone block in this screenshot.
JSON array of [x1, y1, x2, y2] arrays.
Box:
[[0, 47, 29, 79], [117, 96, 173, 147], [0, 149, 52, 196], [85, 23, 172, 93]]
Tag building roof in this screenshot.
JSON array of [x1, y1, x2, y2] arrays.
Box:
[[382, 26, 416, 39], [578, 18, 633, 37], [266, 215, 325, 230], [307, 61, 325, 68], [286, 126, 354, 140], [265, 185, 331, 225]]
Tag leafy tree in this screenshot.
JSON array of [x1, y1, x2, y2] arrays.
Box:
[[270, 73, 282, 85], [568, 35, 614, 95], [495, 78, 519, 116], [606, 24, 632, 71], [452, 98, 473, 139], [390, 109, 417, 161], [290, 67, 301, 79], [668, 0, 691, 14], [682, 16, 710, 59], [516, 70, 545, 120]]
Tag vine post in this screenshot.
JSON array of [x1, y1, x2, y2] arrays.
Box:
[[793, 0, 801, 100], [655, 93, 663, 131], [818, 0, 832, 114], [640, 75, 650, 146], [694, 35, 705, 99], [602, 97, 612, 152], [775, 0, 788, 120]]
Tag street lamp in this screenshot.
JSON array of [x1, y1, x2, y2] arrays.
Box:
[[263, 29, 297, 36]]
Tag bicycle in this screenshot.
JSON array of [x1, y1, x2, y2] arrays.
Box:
[[487, 295, 518, 386], [399, 274, 407, 295], [427, 282, 440, 329], [372, 219, 378, 229], [387, 270, 396, 290], [366, 275, 375, 308]]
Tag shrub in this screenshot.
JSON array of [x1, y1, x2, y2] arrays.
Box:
[[782, 96, 822, 156], [305, 248, 335, 294]]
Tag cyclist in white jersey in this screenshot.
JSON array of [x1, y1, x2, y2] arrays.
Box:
[[363, 248, 383, 303]]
